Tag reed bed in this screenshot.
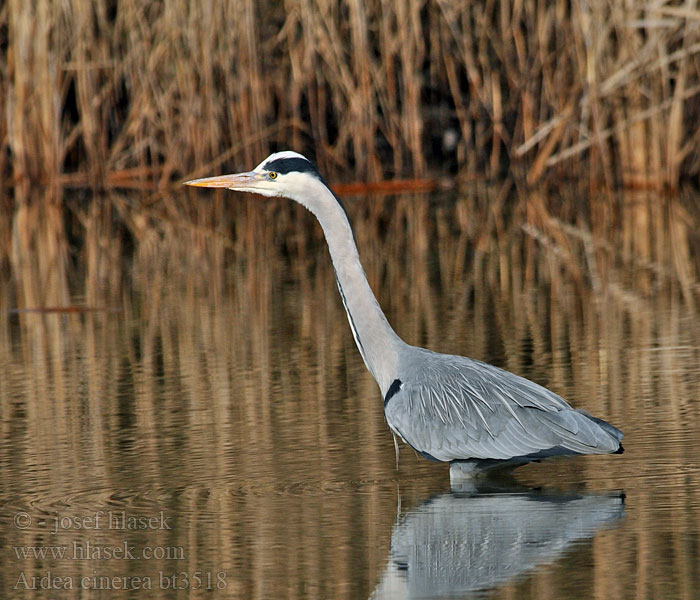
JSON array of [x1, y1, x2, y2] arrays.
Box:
[[2, 0, 700, 196]]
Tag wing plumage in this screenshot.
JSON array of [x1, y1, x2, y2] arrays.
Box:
[[384, 348, 623, 464]]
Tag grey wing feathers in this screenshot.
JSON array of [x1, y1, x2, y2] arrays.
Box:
[[384, 351, 623, 463]]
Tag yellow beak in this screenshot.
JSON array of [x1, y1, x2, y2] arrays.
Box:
[[184, 171, 263, 189]]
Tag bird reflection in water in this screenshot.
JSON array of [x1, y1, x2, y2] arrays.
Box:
[[370, 481, 624, 599]]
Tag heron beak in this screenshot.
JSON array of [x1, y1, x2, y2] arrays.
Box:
[[184, 171, 264, 190]]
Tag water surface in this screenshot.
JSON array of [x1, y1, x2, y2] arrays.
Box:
[[1, 185, 699, 599]]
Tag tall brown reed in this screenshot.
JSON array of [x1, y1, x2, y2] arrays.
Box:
[[2, 1, 700, 192]]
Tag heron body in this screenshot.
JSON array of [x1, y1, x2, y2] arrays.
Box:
[[186, 151, 623, 481]]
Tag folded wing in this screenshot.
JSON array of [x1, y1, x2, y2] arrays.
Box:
[[384, 352, 623, 463]]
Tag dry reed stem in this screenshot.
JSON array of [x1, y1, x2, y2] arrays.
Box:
[[2, 1, 700, 192]]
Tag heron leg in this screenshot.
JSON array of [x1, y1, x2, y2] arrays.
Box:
[[392, 431, 400, 471], [449, 460, 482, 483]]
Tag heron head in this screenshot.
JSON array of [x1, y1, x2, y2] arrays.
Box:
[[184, 151, 325, 202]]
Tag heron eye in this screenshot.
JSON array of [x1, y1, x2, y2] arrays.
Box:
[[268, 171, 278, 180]]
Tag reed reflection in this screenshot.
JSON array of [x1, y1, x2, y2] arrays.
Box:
[[371, 484, 625, 600], [0, 184, 698, 600]]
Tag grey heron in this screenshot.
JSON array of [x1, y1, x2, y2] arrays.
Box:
[[185, 151, 624, 482]]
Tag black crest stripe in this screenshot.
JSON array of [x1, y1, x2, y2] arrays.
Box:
[[263, 157, 319, 176]]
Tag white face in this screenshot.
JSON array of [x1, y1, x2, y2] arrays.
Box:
[[184, 151, 319, 201]]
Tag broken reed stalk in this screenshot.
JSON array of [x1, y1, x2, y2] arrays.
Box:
[[1, 0, 700, 193]]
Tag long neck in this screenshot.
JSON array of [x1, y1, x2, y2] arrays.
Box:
[[303, 187, 404, 394]]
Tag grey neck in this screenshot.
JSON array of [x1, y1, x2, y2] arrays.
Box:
[[302, 187, 404, 394]]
